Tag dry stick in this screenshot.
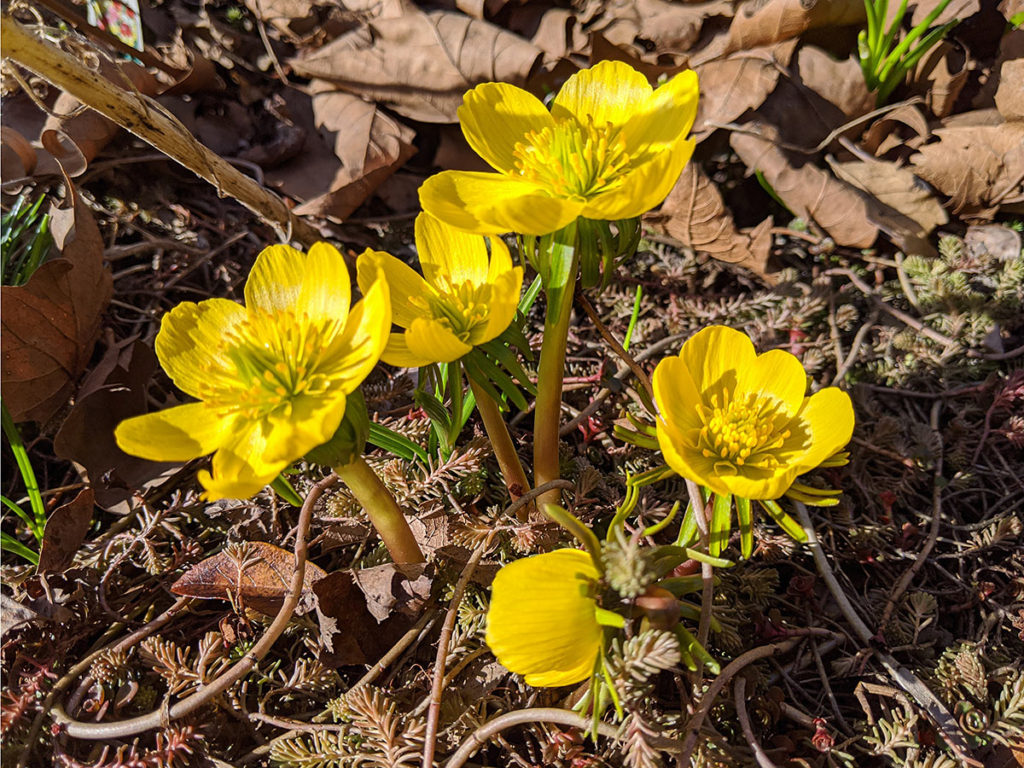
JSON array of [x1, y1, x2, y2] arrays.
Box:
[[685, 479, 715, 650], [50, 475, 335, 741], [734, 676, 779, 768], [879, 400, 944, 632], [792, 501, 980, 766], [444, 708, 619, 768], [1, 15, 320, 247], [678, 639, 802, 766], [421, 531, 496, 768], [503, 479, 574, 521], [17, 598, 193, 768]]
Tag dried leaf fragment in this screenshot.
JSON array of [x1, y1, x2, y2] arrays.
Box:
[[171, 541, 328, 615], [36, 488, 94, 574]]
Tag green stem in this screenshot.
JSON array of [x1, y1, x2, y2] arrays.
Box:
[[532, 222, 579, 509], [467, 378, 532, 516], [334, 457, 425, 564]]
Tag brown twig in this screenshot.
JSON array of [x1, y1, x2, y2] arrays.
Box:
[[735, 676, 779, 768], [50, 474, 335, 740], [576, 292, 654, 403], [421, 532, 495, 768]]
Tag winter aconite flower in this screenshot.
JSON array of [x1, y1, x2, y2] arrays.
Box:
[[486, 549, 604, 687], [356, 213, 523, 367], [420, 60, 699, 236], [116, 243, 390, 500], [653, 326, 854, 501]]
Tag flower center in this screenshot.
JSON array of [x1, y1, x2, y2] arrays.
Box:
[[512, 118, 632, 199], [698, 392, 792, 468], [413, 280, 490, 343], [199, 310, 346, 420]]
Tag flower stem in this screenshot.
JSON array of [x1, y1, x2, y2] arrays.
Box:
[[467, 378, 532, 515], [334, 457, 425, 563], [532, 222, 579, 508]]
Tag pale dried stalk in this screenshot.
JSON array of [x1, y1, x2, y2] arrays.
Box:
[[1, 15, 320, 247]]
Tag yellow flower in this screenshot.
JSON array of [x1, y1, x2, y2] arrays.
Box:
[[653, 326, 854, 501], [486, 549, 604, 686], [115, 243, 390, 501], [420, 60, 699, 236], [356, 213, 523, 367]]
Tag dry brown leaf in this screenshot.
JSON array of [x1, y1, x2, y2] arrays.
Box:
[[645, 163, 773, 277], [795, 47, 874, 120], [171, 541, 328, 615], [1, 127, 36, 184], [999, 0, 1023, 19], [730, 124, 878, 247], [290, 10, 542, 122], [36, 489, 94, 574], [585, 0, 732, 55], [1, 182, 112, 424], [910, 122, 1024, 217], [965, 224, 1022, 263], [353, 562, 432, 622], [909, 41, 968, 118], [725, 0, 865, 52], [861, 104, 930, 157], [995, 58, 1024, 121], [828, 157, 947, 236], [292, 89, 417, 220], [909, 0, 979, 26], [53, 337, 179, 512], [527, 8, 587, 61], [691, 40, 797, 138]]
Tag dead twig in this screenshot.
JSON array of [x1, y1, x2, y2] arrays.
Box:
[[735, 676, 779, 768]]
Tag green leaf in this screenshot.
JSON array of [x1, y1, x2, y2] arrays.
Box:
[[736, 495, 754, 560], [709, 492, 732, 557], [1, 531, 39, 565], [760, 498, 808, 542], [367, 423, 428, 464], [270, 475, 303, 506]]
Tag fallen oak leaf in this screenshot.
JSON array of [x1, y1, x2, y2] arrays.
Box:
[[644, 163, 773, 278], [828, 156, 947, 237], [909, 121, 1024, 218], [725, 0, 865, 53], [171, 541, 328, 616], [1, 179, 112, 424], [691, 40, 797, 138], [289, 10, 542, 123]]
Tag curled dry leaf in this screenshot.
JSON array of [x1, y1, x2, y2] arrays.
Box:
[[352, 562, 432, 622], [41, 61, 159, 177], [1, 127, 36, 184], [909, 122, 1024, 218], [645, 163, 773, 278], [581, 0, 733, 56], [1, 182, 112, 424], [910, 41, 968, 119], [691, 40, 797, 138], [730, 123, 879, 247], [36, 488, 95, 575], [171, 540, 328, 616], [290, 10, 542, 122], [861, 104, 930, 157], [725, 0, 865, 53]]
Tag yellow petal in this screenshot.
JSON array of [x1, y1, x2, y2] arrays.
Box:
[[620, 69, 699, 155], [115, 402, 227, 462], [297, 242, 352, 322], [419, 171, 584, 236], [680, 326, 753, 402], [655, 417, 728, 496], [154, 299, 246, 400], [792, 387, 855, 472], [652, 355, 703, 434], [479, 267, 524, 343], [262, 391, 348, 465], [198, 419, 284, 501], [485, 236, 514, 284], [321, 278, 391, 390], [459, 82, 555, 174], [406, 317, 473, 364], [245, 243, 351, 322], [716, 465, 797, 501], [357, 249, 430, 329], [551, 61, 652, 128], [737, 349, 807, 415], [381, 332, 435, 368], [485, 549, 603, 687], [415, 212, 489, 288], [580, 137, 695, 221]]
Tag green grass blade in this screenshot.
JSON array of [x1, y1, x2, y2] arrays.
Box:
[[367, 423, 429, 464], [736, 495, 754, 560], [2, 402, 45, 541], [1, 531, 39, 565]]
